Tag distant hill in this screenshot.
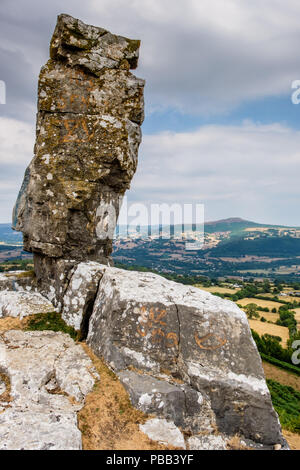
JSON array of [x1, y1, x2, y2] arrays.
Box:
[[203, 217, 297, 234], [113, 218, 300, 280], [0, 224, 22, 244], [1, 219, 300, 280], [209, 236, 300, 257], [203, 217, 261, 233]]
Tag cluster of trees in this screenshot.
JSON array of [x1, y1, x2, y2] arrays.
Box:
[[223, 280, 285, 302], [0, 258, 33, 272], [243, 303, 260, 319], [276, 305, 297, 336], [251, 330, 297, 366]]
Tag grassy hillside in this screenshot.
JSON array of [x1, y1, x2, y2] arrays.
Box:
[[2, 219, 300, 280], [208, 236, 300, 257]]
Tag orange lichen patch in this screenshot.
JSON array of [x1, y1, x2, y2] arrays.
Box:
[[78, 343, 181, 450]]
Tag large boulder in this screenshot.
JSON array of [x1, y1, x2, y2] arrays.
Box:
[[77, 265, 287, 448]]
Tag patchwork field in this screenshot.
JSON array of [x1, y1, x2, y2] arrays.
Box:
[[292, 308, 300, 328], [278, 295, 300, 303], [255, 312, 280, 323], [248, 319, 289, 347], [195, 285, 238, 294], [237, 298, 284, 310], [263, 361, 300, 392]]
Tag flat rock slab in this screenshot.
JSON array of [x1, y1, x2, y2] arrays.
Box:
[[0, 271, 36, 292], [0, 290, 55, 319], [139, 418, 186, 449], [118, 370, 214, 433], [0, 330, 98, 450], [188, 434, 228, 450]]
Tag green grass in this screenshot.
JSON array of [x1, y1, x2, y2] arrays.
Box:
[[26, 311, 78, 340], [260, 353, 300, 376], [267, 379, 300, 434]]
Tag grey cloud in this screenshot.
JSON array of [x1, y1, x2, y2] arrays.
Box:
[[1, 0, 300, 120], [0, 47, 37, 121], [125, 123, 300, 226], [1, 0, 300, 225]]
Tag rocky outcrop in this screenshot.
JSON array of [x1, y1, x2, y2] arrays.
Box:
[[139, 419, 186, 449], [12, 13, 144, 295], [8, 13, 288, 451], [0, 291, 54, 319], [0, 263, 289, 449], [60, 262, 287, 449], [0, 330, 98, 450]]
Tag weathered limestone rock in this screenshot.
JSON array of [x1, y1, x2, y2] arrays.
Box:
[[0, 271, 36, 292], [12, 13, 144, 295], [118, 370, 215, 434], [62, 261, 105, 333], [139, 418, 186, 449], [0, 291, 55, 319], [81, 265, 287, 448], [188, 434, 228, 451], [7, 13, 288, 451], [0, 330, 98, 450]]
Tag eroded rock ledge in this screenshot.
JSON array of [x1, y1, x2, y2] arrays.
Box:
[[0, 329, 98, 450]]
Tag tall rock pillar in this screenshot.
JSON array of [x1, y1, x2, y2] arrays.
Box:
[[12, 14, 144, 299]]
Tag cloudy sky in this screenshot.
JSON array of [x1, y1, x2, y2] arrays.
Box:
[[1, 0, 300, 225]]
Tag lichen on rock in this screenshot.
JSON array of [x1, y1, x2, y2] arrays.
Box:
[[12, 13, 144, 296], [0, 330, 98, 450]]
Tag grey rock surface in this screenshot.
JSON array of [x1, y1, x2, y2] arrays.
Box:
[[0, 290, 55, 319], [187, 434, 228, 450], [12, 13, 144, 292], [6, 13, 288, 451], [139, 418, 186, 449], [118, 370, 215, 433], [62, 261, 105, 332], [0, 271, 36, 292], [86, 265, 286, 447], [0, 330, 98, 450]]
